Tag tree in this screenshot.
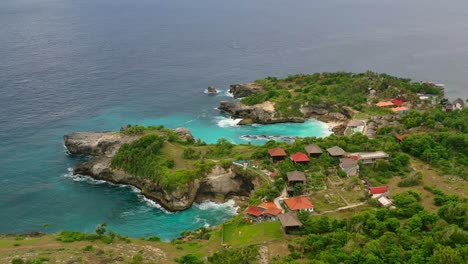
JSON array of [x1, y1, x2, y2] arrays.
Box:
[[430, 246, 463, 264], [95, 223, 107, 237]]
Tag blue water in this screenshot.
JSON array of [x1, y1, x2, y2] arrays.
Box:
[[1, 0, 468, 239]]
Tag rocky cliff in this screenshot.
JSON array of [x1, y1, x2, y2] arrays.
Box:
[[220, 83, 351, 128], [64, 129, 255, 212]]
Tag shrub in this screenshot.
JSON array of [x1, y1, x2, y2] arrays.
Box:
[[398, 172, 422, 187]]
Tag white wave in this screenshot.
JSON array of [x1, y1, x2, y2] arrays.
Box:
[[203, 89, 223, 94], [194, 199, 239, 215], [225, 90, 234, 98], [138, 194, 173, 214], [216, 117, 242, 128], [63, 144, 71, 155]]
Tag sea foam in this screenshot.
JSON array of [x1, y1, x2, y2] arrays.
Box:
[[216, 117, 242, 128]]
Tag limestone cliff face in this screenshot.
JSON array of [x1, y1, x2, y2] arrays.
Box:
[[63, 130, 254, 212]]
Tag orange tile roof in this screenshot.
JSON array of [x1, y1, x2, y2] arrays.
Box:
[[268, 147, 287, 157], [284, 196, 314, 210], [376, 101, 394, 107], [262, 207, 282, 216], [258, 202, 278, 210], [391, 106, 408, 112], [245, 206, 263, 217], [290, 152, 310, 162]]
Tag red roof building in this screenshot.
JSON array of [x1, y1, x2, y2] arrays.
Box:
[[245, 206, 263, 217], [258, 201, 278, 210], [262, 207, 282, 216], [369, 186, 388, 196], [268, 148, 287, 157], [284, 196, 314, 212], [391, 99, 404, 107], [269, 147, 287, 162], [290, 152, 310, 163]]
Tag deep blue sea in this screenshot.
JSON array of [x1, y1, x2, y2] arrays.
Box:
[[1, 0, 468, 240]]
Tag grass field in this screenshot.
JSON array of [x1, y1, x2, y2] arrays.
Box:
[[387, 158, 467, 212], [222, 221, 283, 247]]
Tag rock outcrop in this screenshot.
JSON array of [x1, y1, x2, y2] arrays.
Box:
[[221, 83, 351, 128], [228, 83, 264, 98], [64, 129, 254, 212], [218, 101, 306, 125]]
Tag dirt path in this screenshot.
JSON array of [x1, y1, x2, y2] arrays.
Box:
[[317, 202, 366, 215], [258, 245, 269, 264], [273, 187, 287, 213]]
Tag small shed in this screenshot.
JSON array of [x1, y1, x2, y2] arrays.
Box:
[[290, 152, 310, 164], [268, 147, 287, 162], [369, 186, 388, 198], [327, 146, 346, 157], [304, 144, 322, 157], [287, 171, 307, 186], [278, 211, 303, 234]]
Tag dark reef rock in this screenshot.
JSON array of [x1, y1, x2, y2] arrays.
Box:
[[228, 83, 264, 98]]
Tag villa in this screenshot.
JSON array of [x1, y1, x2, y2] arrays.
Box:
[[284, 196, 314, 212]]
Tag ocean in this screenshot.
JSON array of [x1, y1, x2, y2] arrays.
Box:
[[1, 0, 467, 240]]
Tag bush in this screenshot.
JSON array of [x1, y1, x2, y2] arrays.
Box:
[[146, 236, 161, 242], [398, 172, 422, 187]]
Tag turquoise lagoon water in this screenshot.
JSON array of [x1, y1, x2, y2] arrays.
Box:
[[2, 0, 468, 240], [0, 92, 330, 240]]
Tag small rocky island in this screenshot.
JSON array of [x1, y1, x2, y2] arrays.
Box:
[[64, 127, 257, 212]]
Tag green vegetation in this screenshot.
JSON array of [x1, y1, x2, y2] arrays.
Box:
[[273, 191, 467, 264], [222, 221, 283, 247], [240, 72, 443, 118]]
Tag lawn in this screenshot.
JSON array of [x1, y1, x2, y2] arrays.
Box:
[[222, 221, 283, 247]]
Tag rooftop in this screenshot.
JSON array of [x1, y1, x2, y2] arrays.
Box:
[[287, 171, 307, 182], [340, 158, 358, 168], [268, 147, 287, 157], [290, 152, 310, 163], [284, 196, 314, 210], [245, 206, 263, 217], [357, 151, 389, 160], [369, 186, 388, 195], [327, 146, 346, 156], [278, 211, 303, 227], [376, 101, 394, 107], [304, 144, 322, 154]]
